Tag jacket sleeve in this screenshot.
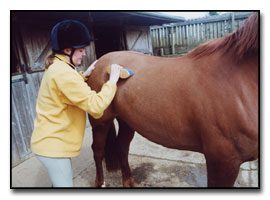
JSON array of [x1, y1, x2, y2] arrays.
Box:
[[54, 70, 117, 119]]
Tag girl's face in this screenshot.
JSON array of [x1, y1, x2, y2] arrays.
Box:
[[71, 48, 86, 66]]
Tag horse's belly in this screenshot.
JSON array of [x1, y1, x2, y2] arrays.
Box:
[[118, 111, 202, 152]]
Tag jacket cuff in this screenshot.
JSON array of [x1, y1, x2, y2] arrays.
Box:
[[79, 71, 88, 81]]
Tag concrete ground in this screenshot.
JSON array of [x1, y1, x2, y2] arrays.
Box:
[[12, 125, 258, 188]]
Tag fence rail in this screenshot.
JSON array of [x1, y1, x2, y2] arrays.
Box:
[[150, 12, 252, 56]]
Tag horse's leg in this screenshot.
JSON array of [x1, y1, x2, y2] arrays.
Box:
[[117, 118, 135, 187], [91, 121, 112, 187], [205, 152, 242, 187]]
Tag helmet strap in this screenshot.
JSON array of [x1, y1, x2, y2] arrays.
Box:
[[54, 49, 76, 69], [69, 48, 76, 66]]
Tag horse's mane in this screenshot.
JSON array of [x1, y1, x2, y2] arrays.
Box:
[[188, 13, 258, 62]]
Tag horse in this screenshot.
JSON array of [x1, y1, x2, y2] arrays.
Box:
[[87, 13, 258, 187]]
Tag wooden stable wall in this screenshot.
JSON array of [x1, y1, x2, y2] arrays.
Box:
[[12, 73, 43, 166], [150, 12, 252, 56]]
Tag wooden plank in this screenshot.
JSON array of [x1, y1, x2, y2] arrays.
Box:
[[177, 26, 180, 47], [155, 29, 159, 47], [192, 24, 195, 44], [12, 89, 31, 166], [26, 74, 38, 104], [179, 26, 182, 46], [163, 27, 166, 47], [209, 23, 212, 39], [152, 30, 156, 47], [215, 23, 218, 38], [175, 26, 179, 46], [206, 23, 209, 40], [11, 130, 21, 167], [150, 30, 154, 47], [171, 32, 175, 54], [231, 12, 236, 31], [188, 25, 192, 45], [12, 82, 33, 145], [196, 23, 200, 42], [201, 23, 205, 42], [190, 25, 193, 45], [166, 27, 170, 46], [161, 28, 164, 47], [182, 26, 186, 47], [158, 29, 161, 47], [159, 28, 162, 47], [212, 23, 215, 39], [210, 23, 213, 39], [12, 96, 26, 166], [192, 24, 196, 44], [163, 27, 167, 46], [186, 25, 189, 46], [221, 21, 225, 37], [155, 30, 158, 47], [217, 22, 221, 38], [157, 29, 161, 47]]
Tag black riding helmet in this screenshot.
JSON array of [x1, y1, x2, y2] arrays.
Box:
[[51, 20, 93, 51], [51, 20, 93, 66]]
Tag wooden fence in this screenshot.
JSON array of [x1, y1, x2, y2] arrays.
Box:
[[150, 12, 252, 56]]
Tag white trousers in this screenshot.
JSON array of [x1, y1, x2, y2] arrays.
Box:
[[36, 155, 73, 187]]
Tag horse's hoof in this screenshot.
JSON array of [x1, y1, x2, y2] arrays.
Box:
[[95, 180, 106, 187], [101, 181, 106, 187], [123, 178, 136, 187]]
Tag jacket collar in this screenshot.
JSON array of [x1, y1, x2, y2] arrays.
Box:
[[54, 54, 76, 69]]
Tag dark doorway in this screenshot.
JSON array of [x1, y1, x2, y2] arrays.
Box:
[[93, 26, 125, 58]]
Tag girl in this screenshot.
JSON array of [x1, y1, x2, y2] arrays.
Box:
[[31, 20, 122, 187]]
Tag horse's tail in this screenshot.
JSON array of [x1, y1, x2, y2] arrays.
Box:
[[104, 120, 121, 172]]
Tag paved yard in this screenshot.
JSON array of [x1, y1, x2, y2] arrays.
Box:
[[12, 125, 258, 188]]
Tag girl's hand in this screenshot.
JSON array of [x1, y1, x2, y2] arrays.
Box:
[[109, 64, 122, 84], [84, 60, 98, 77]]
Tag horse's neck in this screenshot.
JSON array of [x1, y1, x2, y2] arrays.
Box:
[[241, 56, 258, 83]]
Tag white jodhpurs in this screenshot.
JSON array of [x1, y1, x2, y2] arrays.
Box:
[[36, 155, 73, 187]]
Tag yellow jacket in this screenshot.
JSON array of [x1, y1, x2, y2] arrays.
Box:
[[31, 54, 117, 157]]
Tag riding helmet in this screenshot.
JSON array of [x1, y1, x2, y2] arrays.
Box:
[[51, 20, 93, 52]]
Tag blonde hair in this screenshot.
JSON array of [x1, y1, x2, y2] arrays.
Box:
[[44, 52, 56, 69]]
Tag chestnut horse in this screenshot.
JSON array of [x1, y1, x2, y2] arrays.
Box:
[[87, 13, 258, 187]]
